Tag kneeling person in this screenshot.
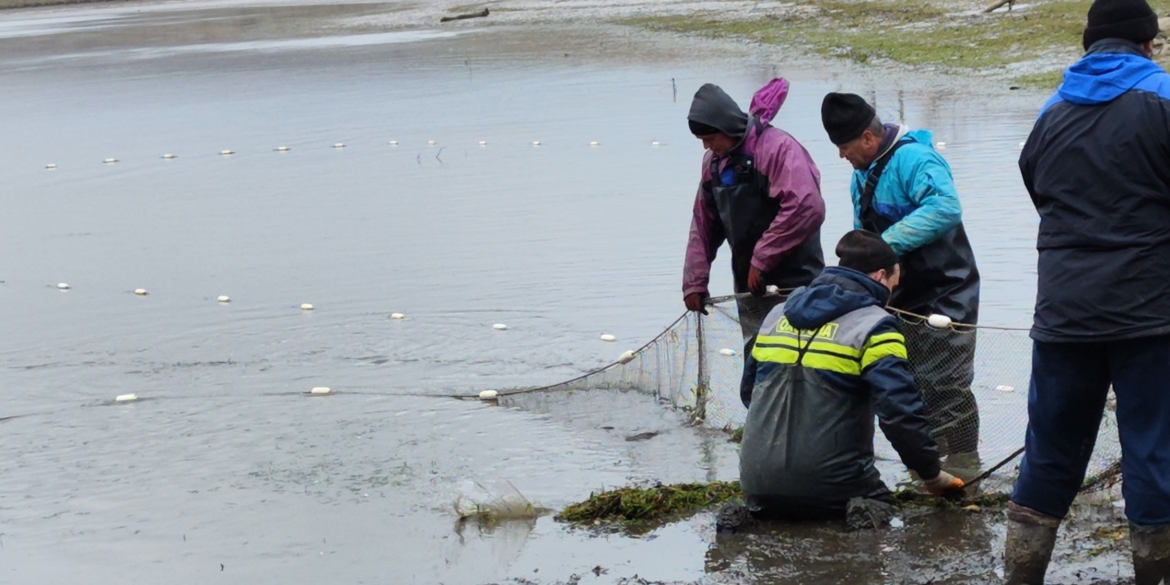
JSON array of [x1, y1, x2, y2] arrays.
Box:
[[739, 230, 961, 519]]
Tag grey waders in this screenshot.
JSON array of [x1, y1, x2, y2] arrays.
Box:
[[1132, 523, 1170, 585], [1004, 502, 1059, 585]]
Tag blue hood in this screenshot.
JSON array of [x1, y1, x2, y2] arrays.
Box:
[[1056, 41, 1165, 106], [783, 266, 890, 330]]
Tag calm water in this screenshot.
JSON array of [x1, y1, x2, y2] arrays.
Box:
[[0, 3, 1099, 584]]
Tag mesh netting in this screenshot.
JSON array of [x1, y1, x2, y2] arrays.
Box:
[[501, 296, 1122, 496]]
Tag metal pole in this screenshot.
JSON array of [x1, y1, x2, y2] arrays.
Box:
[[694, 310, 709, 423]]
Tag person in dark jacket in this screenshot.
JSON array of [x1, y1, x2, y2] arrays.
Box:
[[1009, 0, 1170, 582], [820, 93, 982, 457], [683, 80, 826, 348], [738, 230, 963, 520]]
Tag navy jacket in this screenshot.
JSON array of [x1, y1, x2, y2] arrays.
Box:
[[1021, 39, 1170, 342]]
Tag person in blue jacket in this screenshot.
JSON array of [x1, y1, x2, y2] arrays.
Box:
[[739, 230, 964, 521], [1010, 0, 1170, 582], [820, 93, 981, 458]]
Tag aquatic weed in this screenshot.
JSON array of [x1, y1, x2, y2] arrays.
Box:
[[556, 481, 743, 525]]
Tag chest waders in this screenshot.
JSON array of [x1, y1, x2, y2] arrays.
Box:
[[740, 318, 890, 518], [859, 141, 980, 455]]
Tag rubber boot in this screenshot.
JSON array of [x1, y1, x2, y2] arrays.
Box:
[[1131, 523, 1170, 585], [1004, 501, 1060, 585]]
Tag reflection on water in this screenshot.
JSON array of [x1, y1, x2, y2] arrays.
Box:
[[0, 2, 1069, 583]]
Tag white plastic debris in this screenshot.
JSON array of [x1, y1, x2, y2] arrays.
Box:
[[310, 387, 332, 395], [57, 282, 70, 290], [427, 140, 436, 146], [600, 334, 617, 342], [274, 146, 290, 152], [719, 348, 737, 356], [45, 163, 57, 169], [390, 313, 406, 320], [220, 150, 234, 155], [162, 153, 177, 159], [478, 140, 487, 146], [936, 142, 947, 149], [479, 390, 499, 401], [332, 143, 345, 148], [996, 385, 1015, 392], [589, 141, 600, 146], [103, 158, 118, 164], [217, 295, 231, 303], [927, 314, 953, 328], [651, 140, 662, 146], [134, 288, 148, 296], [493, 324, 508, 330], [300, 303, 314, 311], [617, 350, 636, 364], [389, 140, 399, 146], [115, 394, 138, 402], [532, 141, 542, 146], [1019, 142, 1026, 147]]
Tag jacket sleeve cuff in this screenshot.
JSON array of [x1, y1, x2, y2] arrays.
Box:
[[683, 285, 709, 296]]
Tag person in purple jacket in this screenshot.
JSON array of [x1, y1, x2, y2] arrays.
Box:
[[683, 80, 827, 345]]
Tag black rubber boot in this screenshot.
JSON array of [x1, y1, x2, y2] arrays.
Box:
[[1131, 522, 1170, 585], [1004, 501, 1060, 585]]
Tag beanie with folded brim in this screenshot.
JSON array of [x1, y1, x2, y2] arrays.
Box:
[[836, 230, 899, 274], [1082, 0, 1159, 50], [821, 92, 876, 146]]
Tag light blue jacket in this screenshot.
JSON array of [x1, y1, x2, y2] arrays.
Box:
[[849, 129, 962, 256]]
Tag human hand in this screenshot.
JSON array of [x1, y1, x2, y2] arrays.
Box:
[[923, 470, 965, 496], [747, 266, 766, 297], [684, 292, 709, 315]]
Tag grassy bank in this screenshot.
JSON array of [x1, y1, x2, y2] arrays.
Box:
[[622, 0, 1170, 87]]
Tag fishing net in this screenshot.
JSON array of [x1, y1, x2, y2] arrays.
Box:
[[500, 295, 1123, 498]]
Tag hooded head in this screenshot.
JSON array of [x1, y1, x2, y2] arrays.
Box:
[[688, 84, 749, 155], [1082, 0, 1159, 51]]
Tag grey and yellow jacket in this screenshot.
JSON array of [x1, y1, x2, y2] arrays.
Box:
[[739, 266, 941, 503]]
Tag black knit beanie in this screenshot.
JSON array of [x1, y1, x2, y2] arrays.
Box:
[[1082, 0, 1159, 50], [821, 93, 877, 146], [836, 230, 899, 274]]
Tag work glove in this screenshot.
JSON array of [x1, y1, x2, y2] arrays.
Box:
[[684, 292, 709, 315], [923, 470, 965, 496], [747, 266, 766, 297]]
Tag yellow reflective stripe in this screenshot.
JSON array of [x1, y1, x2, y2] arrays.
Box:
[[754, 334, 861, 359], [753, 345, 861, 374], [752, 345, 799, 364], [867, 331, 905, 346], [861, 339, 908, 370], [753, 340, 862, 375], [799, 352, 861, 375]]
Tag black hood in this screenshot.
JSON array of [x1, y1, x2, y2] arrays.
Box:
[[687, 84, 749, 138]]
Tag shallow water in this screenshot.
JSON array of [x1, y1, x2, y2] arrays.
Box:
[[0, 2, 1129, 584]]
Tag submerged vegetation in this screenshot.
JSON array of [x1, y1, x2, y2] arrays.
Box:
[[557, 481, 744, 525], [558, 480, 1017, 527]]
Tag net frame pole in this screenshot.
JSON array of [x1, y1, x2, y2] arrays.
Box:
[[694, 312, 709, 423]]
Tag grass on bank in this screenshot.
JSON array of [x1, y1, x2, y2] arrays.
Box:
[[621, 0, 1168, 87]]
